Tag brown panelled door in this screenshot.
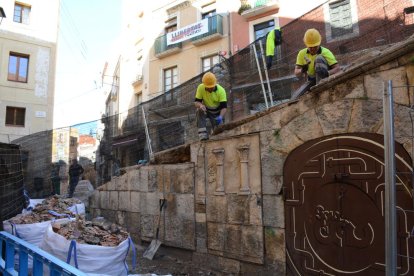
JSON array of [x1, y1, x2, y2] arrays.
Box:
[[284, 133, 414, 275]]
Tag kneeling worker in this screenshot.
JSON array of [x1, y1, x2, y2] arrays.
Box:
[[294, 28, 341, 86], [194, 72, 227, 141]]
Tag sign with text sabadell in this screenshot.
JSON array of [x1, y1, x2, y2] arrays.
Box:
[[167, 18, 208, 45]]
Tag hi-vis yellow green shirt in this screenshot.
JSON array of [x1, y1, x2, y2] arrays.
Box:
[[195, 84, 227, 109], [296, 47, 337, 77]]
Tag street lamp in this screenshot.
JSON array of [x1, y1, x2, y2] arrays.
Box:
[[0, 7, 6, 25]]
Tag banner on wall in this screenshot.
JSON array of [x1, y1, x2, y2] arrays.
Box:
[[167, 18, 209, 45]]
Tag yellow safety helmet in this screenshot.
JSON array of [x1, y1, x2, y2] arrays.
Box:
[[303, 28, 321, 47], [202, 72, 216, 88]]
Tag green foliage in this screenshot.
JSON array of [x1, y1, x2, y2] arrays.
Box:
[[238, 3, 251, 15], [273, 128, 280, 139]]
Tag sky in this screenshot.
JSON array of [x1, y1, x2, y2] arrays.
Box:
[[53, 0, 122, 129]]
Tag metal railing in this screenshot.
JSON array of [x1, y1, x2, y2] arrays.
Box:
[[191, 14, 223, 42], [0, 231, 87, 276], [154, 34, 182, 56]]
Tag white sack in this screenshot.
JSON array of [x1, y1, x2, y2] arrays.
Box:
[[40, 224, 134, 276]]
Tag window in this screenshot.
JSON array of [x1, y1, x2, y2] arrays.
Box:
[[165, 17, 177, 33], [329, 0, 353, 38], [325, 0, 359, 42], [202, 55, 219, 72], [8, 52, 29, 83], [13, 2, 31, 24], [254, 20, 274, 40], [5, 106, 25, 127], [163, 66, 178, 92], [201, 2, 216, 19]]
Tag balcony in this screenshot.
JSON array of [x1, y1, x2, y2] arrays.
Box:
[[132, 74, 143, 87], [191, 14, 223, 46], [154, 34, 182, 59], [240, 0, 279, 20]]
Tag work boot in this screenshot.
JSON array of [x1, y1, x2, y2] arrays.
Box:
[[198, 127, 208, 141]]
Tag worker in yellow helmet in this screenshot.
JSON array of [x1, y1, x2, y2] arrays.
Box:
[[194, 72, 227, 141], [294, 28, 341, 86]]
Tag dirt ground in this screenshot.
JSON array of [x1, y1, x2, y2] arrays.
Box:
[[127, 243, 227, 276]]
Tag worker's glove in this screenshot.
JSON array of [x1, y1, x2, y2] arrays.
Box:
[[215, 115, 223, 125], [266, 56, 273, 70], [301, 64, 308, 73]]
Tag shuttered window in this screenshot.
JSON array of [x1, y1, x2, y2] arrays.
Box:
[[329, 0, 353, 38], [6, 106, 25, 127]]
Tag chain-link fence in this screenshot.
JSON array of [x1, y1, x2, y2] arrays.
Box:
[[0, 143, 25, 225], [5, 0, 413, 197]]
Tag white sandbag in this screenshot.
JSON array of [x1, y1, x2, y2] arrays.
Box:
[[67, 203, 85, 215], [40, 224, 135, 276], [3, 219, 62, 247]]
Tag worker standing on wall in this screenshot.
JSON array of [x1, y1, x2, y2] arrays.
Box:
[[265, 27, 282, 69], [194, 72, 227, 141], [294, 28, 341, 86]]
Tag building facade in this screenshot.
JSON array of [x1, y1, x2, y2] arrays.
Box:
[[0, 0, 60, 143]]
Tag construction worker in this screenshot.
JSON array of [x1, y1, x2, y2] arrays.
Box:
[[265, 27, 282, 69], [194, 72, 227, 141], [294, 28, 340, 86]]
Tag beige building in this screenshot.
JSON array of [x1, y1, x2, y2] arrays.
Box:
[[0, 0, 59, 143]]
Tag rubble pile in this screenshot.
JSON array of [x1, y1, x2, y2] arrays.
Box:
[[8, 195, 81, 224], [53, 217, 129, 246]]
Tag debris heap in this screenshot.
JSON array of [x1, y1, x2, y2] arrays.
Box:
[[52, 217, 128, 246], [8, 195, 81, 224]]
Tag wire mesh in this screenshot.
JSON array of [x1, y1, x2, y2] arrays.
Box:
[[2, 0, 412, 194], [0, 143, 25, 222]]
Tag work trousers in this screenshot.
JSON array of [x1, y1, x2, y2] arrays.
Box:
[[196, 108, 222, 140], [309, 55, 330, 86]]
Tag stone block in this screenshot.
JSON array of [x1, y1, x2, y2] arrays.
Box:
[[127, 211, 141, 235], [196, 221, 207, 239], [140, 214, 155, 240], [263, 195, 284, 228], [170, 166, 194, 193], [227, 194, 249, 224], [89, 190, 100, 209], [217, 256, 241, 274], [286, 109, 324, 142], [316, 99, 353, 135], [174, 194, 194, 220], [249, 194, 263, 225], [348, 100, 383, 132], [365, 67, 409, 105], [241, 261, 286, 276], [99, 191, 108, 210], [108, 191, 119, 210], [107, 178, 117, 191], [224, 225, 242, 255], [128, 169, 140, 191], [130, 191, 141, 212], [267, 127, 303, 155], [265, 227, 285, 264], [117, 173, 129, 191], [196, 237, 208, 253], [116, 210, 127, 227], [100, 209, 116, 223], [206, 196, 227, 223], [344, 81, 366, 99], [140, 192, 160, 215], [241, 225, 264, 264], [118, 191, 130, 211], [207, 222, 225, 252]]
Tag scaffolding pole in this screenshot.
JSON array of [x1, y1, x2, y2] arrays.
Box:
[[142, 106, 154, 162], [259, 40, 274, 106], [252, 43, 269, 109], [383, 80, 397, 276]]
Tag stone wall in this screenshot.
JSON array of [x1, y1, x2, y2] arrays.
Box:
[[89, 39, 414, 274]]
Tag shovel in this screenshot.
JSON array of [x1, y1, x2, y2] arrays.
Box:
[[143, 198, 166, 260]]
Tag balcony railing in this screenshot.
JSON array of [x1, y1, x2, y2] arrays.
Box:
[[240, 0, 279, 19], [154, 34, 182, 58], [191, 14, 223, 45]]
